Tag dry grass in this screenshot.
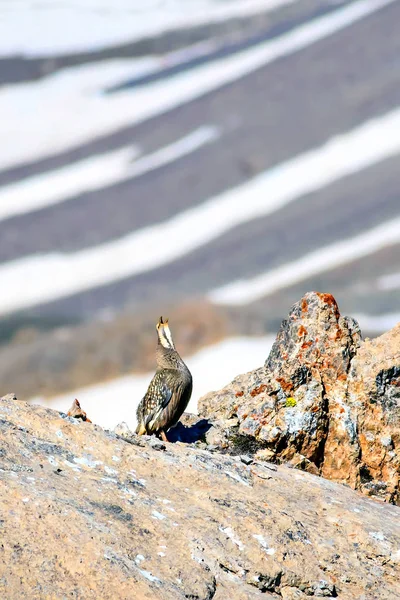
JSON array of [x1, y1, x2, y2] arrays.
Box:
[[0, 300, 232, 400]]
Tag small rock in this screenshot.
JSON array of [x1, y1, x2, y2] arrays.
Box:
[[239, 455, 253, 465], [114, 422, 133, 436], [1, 393, 17, 401], [254, 449, 276, 463], [288, 454, 319, 476], [312, 580, 336, 597], [251, 465, 272, 480], [67, 398, 92, 423], [207, 444, 219, 452], [149, 439, 166, 451]]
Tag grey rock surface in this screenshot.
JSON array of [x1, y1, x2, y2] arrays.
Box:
[[0, 395, 400, 599]]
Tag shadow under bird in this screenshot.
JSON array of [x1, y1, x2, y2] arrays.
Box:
[[135, 317, 193, 441]]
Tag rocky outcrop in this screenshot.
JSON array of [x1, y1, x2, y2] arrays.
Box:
[[1, 395, 400, 599], [199, 292, 400, 503]]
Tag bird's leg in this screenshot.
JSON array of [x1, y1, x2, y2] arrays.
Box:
[[159, 430, 169, 443]]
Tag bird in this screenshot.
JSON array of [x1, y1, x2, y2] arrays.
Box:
[[135, 316, 192, 442]]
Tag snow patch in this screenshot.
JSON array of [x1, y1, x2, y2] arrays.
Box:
[[0, 126, 219, 222], [33, 336, 274, 430], [1, 107, 400, 316], [354, 312, 400, 333], [210, 215, 400, 305], [0, 0, 296, 57], [378, 271, 400, 291], [0, 0, 392, 169]]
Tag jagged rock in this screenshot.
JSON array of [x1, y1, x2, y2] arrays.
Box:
[[346, 327, 400, 502], [1, 396, 400, 599], [67, 398, 92, 422], [199, 292, 400, 503]]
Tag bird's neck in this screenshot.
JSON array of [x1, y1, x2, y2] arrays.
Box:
[[156, 344, 187, 371]]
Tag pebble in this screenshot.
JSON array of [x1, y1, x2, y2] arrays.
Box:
[[239, 455, 253, 465]]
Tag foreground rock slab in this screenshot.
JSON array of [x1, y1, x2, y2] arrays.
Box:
[[199, 292, 400, 503], [1, 397, 400, 599]]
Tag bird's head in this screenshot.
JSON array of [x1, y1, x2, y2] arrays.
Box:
[[156, 316, 175, 350]]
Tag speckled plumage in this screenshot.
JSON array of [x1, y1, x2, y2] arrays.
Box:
[[135, 317, 192, 439]]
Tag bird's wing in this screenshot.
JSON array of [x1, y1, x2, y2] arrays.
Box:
[[143, 370, 174, 427]]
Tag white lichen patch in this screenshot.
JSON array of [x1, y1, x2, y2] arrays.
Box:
[[135, 554, 145, 564], [55, 430, 63, 438], [101, 477, 118, 484], [48, 456, 58, 467], [104, 466, 118, 476], [112, 455, 121, 462], [220, 526, 244, 551], [283, 407, 304, 434], [22, 497, 30, 503], [380, 435, 393, 448], [253, 534, 275, 555], [158, 552, 166, 557], [138, 569, 161, 584], [191, 552, 203, 564], [74, 456, 103, 468], [224, 471, 250, 487], [336, 399, 357, 442], [369, 531, 385, 542], [152, 511, 166, 521], [63, 460, 81, 472], [121, 486, 137, 497], [390, 549, 400, 562]]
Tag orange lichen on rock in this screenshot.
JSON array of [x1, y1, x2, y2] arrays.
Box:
[[199, 292, 400, 504], [249, 384, 267, 397], [298, 325, 307, 337]]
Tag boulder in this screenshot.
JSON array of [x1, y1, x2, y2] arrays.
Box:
[[199, 292, 400, 503], [1, 396, 400, 599]]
